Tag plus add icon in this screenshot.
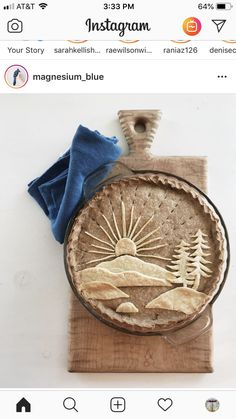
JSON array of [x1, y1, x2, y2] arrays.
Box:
[[110, 397, 126, 412]]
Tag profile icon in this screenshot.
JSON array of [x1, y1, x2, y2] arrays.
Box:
[[205, 398, 220, 412], [4, 64, 29, 89]]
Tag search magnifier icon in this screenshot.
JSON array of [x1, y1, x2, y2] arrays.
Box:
[[63, 397, 78, 412]]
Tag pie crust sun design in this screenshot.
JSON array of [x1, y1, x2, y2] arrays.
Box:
[[65, 174, 228, 334], [84, 200, 171, 265]]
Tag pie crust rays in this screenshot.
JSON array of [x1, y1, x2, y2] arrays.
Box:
[[65, 174, 228, 334]]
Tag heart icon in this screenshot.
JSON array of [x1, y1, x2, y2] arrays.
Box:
[[157, 398, 173, 411]]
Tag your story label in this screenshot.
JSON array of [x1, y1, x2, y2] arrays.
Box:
[[7, 47, 45, 55]]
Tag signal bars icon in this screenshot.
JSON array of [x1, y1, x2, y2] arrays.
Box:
[[3, 3, 14, 9]]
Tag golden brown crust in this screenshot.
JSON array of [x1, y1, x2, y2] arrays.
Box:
[[65, 173, 227, 334]]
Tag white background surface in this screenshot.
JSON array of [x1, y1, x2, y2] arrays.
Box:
[[0, 94, 235, 388]]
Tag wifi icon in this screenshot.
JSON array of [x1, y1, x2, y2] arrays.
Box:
[[39, 2, 48, 9]]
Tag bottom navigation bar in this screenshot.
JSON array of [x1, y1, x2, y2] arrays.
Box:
[[0, 389, 235, 418]]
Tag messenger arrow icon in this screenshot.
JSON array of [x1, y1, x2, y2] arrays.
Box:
[[212, 19, 226, 33]]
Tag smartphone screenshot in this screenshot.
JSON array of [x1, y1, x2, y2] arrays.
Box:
[[0, 0, 235, 417]]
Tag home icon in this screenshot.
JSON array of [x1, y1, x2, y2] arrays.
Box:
[[16, 397, 31, 413]]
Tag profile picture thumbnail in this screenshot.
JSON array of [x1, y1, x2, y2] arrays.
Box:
[[205, 398, 220, 412], [4, 64, 29, 89]]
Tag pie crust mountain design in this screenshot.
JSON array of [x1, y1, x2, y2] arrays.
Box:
[[65, 173, 228, 334]]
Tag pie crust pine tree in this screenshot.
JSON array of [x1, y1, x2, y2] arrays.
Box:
[[168, 240, 194, 287], [188, 230, 212, 290]]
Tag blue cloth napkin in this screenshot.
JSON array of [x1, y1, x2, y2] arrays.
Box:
[[28, 125, 122, 243]]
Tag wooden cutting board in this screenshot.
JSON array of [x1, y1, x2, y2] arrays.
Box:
[[68, 110, 212, 373]]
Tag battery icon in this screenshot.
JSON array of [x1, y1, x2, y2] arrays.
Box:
[[216, 2, 233, 9]]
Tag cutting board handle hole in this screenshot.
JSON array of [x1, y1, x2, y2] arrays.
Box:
[[134, 119, 146, 133]]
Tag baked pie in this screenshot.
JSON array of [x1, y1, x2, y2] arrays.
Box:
[[65, 173, 228, 334]]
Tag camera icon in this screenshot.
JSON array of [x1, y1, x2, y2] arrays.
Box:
[[7, 19, 23, 33]]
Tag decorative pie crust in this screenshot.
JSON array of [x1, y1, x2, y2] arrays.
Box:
[[65, 174, 228, 334]]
